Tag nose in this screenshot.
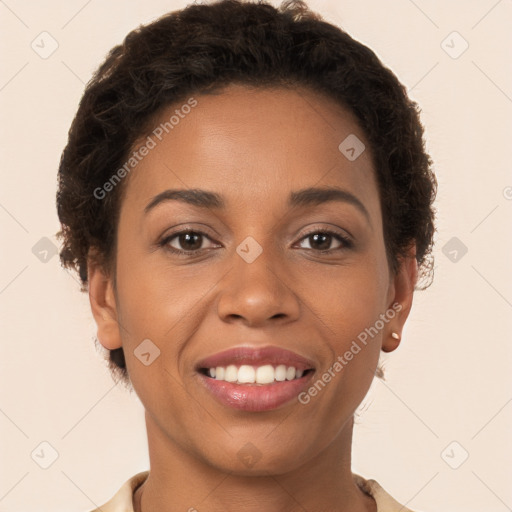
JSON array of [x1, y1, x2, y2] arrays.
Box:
[[216, 246, 301, 328]]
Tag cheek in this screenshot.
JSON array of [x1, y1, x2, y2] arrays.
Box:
[[295, 261, 387, 430], [114, 252, 210, 436], [113, 244, 221, 403], [302, 250, 389, 394], [304, 254, 389, 342], [114, 239, 200, 339]]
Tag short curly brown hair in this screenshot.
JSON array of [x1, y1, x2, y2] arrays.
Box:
[[56, 0, 436, 387]]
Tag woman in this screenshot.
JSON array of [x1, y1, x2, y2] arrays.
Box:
[[56, 0, 436, 510]]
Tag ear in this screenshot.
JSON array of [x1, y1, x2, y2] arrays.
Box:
[[87, 256, 122, 350], [382, 244, 418, 353]]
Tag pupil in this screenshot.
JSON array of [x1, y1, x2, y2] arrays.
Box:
[[180, 232, 201, 250], [311, 233, 330, 251]]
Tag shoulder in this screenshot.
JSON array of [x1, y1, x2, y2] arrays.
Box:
[[353, 473, 421, 512], [86, 471, 149, 512]]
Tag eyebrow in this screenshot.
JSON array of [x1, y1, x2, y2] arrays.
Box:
[[144, 186, 370, 222]]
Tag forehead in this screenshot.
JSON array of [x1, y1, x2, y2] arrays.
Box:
[[122, 84, 380, 219]]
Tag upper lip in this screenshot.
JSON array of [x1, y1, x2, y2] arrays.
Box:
[[196, 346, 316, 372]]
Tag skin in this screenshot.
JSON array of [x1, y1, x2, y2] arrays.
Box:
[[88, 83, 417, 512]]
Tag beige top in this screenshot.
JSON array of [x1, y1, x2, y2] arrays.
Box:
[[88, 471, 418, 511]]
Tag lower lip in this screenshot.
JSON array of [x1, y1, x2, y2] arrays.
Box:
[[197, 372, 315, 412]]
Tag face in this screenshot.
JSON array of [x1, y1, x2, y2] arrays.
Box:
[[89, 84, 415, 475]]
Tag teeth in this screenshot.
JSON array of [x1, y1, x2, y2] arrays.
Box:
[[255, 365, 274, 384], [285, 366, 296, 380], [224, 365, 238, 382], [275, 364, 287, 381], [208, 364, 307, 384], [238, 365, 255, 383]]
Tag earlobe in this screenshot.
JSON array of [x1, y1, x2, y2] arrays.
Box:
[[382, 331, 401, 353], [382, 246, 418, 353], [87, 259, 122, 350]]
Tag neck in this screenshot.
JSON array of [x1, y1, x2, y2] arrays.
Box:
[[133, 412, 376, 512]]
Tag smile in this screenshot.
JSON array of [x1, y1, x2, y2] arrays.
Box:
[[195, 346, 316, 411], [200, 364, 312, 384]]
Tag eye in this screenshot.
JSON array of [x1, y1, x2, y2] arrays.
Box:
[[296, 230, 352, 252], [159, 227, 353, 257], [160, 230, 219, 255]]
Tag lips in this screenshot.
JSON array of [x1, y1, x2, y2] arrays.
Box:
[[195, 346, 316, 412], [195, 346, 316, 372]]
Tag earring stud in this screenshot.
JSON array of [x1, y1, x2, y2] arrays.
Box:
[[391, 332, 400, 340]]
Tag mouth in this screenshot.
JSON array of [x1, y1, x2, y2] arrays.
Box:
[[198, 365, 315, 384], [195, 346, 316, 412]]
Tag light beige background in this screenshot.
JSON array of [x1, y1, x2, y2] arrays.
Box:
[[1, 0, 511, 511]]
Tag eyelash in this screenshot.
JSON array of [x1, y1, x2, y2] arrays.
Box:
[[158, 227, 353, 257]]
